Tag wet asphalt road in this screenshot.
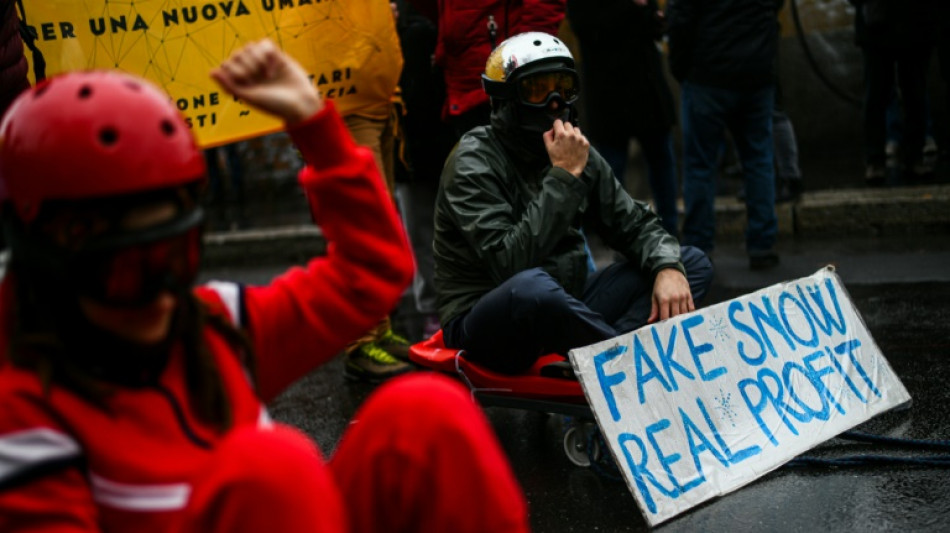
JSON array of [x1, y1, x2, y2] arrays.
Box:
[[201, 235, 950, 532]]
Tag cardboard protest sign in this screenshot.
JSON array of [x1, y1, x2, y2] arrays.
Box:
[[569, 267, 911, 526], [19, 0, 403, 147]]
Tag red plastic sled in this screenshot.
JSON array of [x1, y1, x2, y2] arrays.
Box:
[[409, 330, 592, 418]]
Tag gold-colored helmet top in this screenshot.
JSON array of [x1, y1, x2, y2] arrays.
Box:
[[482, 32, 575, 99]]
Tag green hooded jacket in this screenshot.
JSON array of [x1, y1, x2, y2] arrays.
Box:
[[433, 106, 684, 327]]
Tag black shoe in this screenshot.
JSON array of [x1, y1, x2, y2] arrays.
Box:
[[907, 159, 936, 182], [865, 164, 886, 187], [749, 250, 780, 270], [777, 178, 804, 203]]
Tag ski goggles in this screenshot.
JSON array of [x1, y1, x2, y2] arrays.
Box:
[[516, 71, 579, 107], [72, 208, 203, 307]]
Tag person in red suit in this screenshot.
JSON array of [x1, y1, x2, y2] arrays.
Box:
[[0, 39, 528, 533]]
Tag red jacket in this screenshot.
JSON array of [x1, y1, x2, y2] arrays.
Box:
[[0, 102, 414, 532], [425, 0, 565, 119]]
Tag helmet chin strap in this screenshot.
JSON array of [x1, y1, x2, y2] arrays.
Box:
[[515, 100, 576, 134]]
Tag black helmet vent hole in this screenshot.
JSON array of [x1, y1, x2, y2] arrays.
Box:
[[553, 38, 561, 44], [160, 119, 176, 136], [99, 127, 119, 146], [78, 85, 93, 99], [533, 40, 542, 46]]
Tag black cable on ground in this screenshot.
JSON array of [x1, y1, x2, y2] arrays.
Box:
[[787, 430, 950, 468], [788, 454, 950, 468], [841, 429, 950, 450], [789, 0, 862, 109]]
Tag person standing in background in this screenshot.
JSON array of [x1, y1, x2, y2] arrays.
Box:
[[0, 0, 30, 252], [392, 0, 456, 341], [667, 0, 783, 270], [0, 0, 29, 115], [340, 0, 417, 382], [567, 0, 680, 237], [848, 0, 939, 184]]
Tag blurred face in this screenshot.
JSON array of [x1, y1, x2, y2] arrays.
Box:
[[79, 291, 178, 344], [76, 202, 181, 344], [512, 70, 579, 134]]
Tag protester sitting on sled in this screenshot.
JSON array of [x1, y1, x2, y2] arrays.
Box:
[[433, 32, 714, 375], [0, 39, 529, 532]]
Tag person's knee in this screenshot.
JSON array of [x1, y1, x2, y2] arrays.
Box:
[[361, 373, 472, 424], [181, 425, 344, 533], [507, 268, 572, 316], [334, 374, 491, 465], [681, 246, 715, 298], [331, 373, 528, 532], [214, 425, 329, 492]]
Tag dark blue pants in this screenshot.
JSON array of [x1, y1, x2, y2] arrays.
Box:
[[443, 246, 714, 374], [598, 130, 680, 237], [680, 82, 777, 254]]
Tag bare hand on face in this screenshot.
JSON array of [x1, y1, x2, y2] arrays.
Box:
[[211, 39, 323, 124], [648, 268, 695, 324], [544, 119, 590, 178]]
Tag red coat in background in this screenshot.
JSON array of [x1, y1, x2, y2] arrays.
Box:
[[413, 0, 566, 120]]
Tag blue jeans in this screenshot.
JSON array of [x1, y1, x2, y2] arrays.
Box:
[[598, 131, 679, 237], [681, 82, 777, 254], [442, 247, 714, 374]]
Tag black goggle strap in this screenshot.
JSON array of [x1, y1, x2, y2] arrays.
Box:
[[3, 206, 204, 307], [81, 206, 204, 252]]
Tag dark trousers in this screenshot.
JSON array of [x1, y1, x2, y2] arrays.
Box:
[[443, 246, 714, 374], [862, 45, 933, 167], [680, 82, 777, 254], [597, 130, 680, 237]]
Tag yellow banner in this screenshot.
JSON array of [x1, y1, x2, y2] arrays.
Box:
[[20, 0, 403, 147]]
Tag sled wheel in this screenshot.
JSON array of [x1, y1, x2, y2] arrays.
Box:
[[563, 425, 592, 467]]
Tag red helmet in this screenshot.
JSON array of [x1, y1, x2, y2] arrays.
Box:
[[0, 70, 205, 223]]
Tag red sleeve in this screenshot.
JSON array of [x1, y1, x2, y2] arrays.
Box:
[[242, 101, 414, 402], [514, 0, 566, 34], [0, 468, 99, 532], [0, 387, 99, 532]]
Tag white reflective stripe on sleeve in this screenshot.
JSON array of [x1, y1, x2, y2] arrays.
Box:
[[204, 280, 242, 327], [258, 406, 273, 428], [0, 428, 81, 480], [89, 472, 192, 512]]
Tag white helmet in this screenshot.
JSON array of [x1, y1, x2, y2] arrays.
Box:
[[481, 32, 579, 108]]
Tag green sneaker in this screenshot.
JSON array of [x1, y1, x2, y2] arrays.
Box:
[[376, 328, 411, 362], [344, 341, 413, 383]]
